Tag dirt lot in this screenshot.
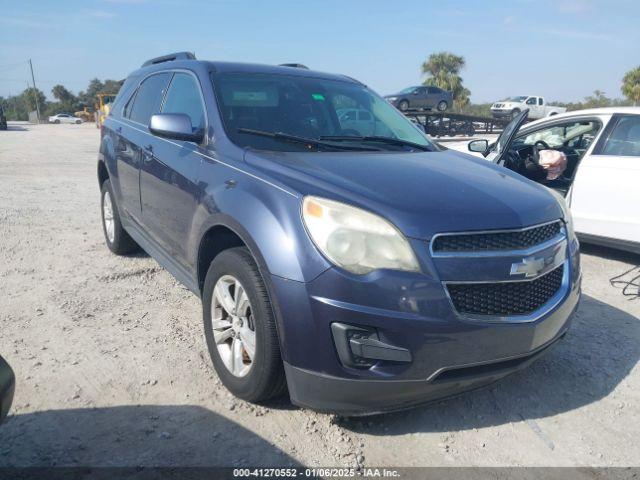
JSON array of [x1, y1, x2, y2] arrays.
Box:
[[1, 123, 639, 468]]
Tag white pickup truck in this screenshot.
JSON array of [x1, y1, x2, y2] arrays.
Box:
[[491, 96, 566, 120]]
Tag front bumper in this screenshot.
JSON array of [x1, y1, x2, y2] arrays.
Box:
[[491, 109, 514, 118], [272, 235, 581, 415], [285, 328, 570, 415], [284, 284, 578, 414]]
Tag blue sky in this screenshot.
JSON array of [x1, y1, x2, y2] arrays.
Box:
[[0, 0, 638, 102]]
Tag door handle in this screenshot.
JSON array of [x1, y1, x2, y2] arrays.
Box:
[[144, 144, 153, 152], [116, 126, 122, 133]]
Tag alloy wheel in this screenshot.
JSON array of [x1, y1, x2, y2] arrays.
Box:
[[211, 275, 256, 377], [102, 190, 115, 243]]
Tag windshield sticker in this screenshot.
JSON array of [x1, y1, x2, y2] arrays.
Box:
[[311, 93, 325, 101]]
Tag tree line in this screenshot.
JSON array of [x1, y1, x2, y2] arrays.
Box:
[[421, 51, 640, 115], [0, 78, 124, 121], [2, 59, 639, 121]]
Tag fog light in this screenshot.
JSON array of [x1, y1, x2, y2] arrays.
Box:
[[331, 322, 411, 369]]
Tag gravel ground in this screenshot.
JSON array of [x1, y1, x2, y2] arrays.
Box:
[[0, 123, 639, 468]]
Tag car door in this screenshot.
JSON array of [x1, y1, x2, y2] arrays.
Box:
[[526, 97, 541, 118], [412, 87, 428, 108], [425, 87, 441, 109], [571, 114, 640, 244], [139, 71, 207, 271], [485, 110, 529, 162], [117, 72, 172, 222]]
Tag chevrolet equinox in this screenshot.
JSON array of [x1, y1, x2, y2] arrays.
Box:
[[98, 52, 581, 414]]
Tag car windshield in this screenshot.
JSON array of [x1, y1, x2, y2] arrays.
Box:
[[398, 87, 417, 94], [505, 96, 528, 102], [211, 73, 437, 152]]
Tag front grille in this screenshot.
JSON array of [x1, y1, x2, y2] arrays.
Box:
[[446, 265, 564, 316], [432, 221, 562, 253]]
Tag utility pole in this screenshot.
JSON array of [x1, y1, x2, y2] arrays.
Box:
[[29, 59, 41, 123]]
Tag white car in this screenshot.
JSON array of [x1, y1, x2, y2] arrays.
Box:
[[468, 107, 640, 254], [49, 113, 82, 124], [491, 96, 566, 120]]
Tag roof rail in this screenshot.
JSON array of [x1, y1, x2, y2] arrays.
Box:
[[279, 63, 309, 69], [142, 52, 196, 67]]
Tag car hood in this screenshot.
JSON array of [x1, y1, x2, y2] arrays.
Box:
[[245, 148, 563, 240]]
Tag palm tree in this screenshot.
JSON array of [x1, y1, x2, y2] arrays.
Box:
[[421, 52, 470, 110], [621, 66, 640, 106]]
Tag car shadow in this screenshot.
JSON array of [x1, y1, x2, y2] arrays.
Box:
[[580, 242, 640, 264], [0, 405, 298, 467], [3, 125, 28, 131], [335, 294, 639, 434], [126, 250, 150, 259]]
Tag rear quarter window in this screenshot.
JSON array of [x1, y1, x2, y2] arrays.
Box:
[[111, 75, 140, 118]]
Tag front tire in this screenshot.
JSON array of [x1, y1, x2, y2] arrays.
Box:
[[398, 100, 409, 112], [202, 247, 286, 402], [100, 179, 139, 255], [510, 109, 521, 120], [54, 120, 60, 124], [437, 100, 448, 112]]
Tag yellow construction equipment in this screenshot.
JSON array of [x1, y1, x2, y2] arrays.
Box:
[[95, 94, 116, 128], [74, 106, 93, 123]]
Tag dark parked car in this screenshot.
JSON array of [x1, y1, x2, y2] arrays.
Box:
[[0, 355, 15, 424], [384, 86, 452, 112], [98, 52, 580, 414], [0, 105, 7, 130]]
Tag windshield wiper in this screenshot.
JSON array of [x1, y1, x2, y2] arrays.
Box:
[[320, 135, 432, 152], [237, 128, 379, 151]]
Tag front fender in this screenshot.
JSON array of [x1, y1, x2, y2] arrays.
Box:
[[192, 177, 331, 284], [98, 127, 117, 188]]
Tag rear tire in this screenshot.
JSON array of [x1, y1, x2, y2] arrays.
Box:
[[100, 179, 139, 255], [202, 247, 286, 402]]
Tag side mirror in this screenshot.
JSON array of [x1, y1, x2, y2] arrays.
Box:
[[412, 90, 419, 95], [0, 355, 15, 425], [149, 113, 204, 143], [468, 139, 489, 153]]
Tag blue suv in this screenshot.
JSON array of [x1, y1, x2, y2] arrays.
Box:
[[98, 52, 581, 414]]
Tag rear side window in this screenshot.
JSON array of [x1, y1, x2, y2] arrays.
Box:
[[538, 98, 543, 105], [128, 73, 172, 125], [111, 75, 139, 118], [161, 73, 206, 131], [601, 115, 640, 156]]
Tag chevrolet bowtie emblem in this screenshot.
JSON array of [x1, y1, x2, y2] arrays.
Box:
[[510, 255, 548, 278]]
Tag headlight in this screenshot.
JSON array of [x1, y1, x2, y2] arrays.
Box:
[[549, 190, 577, 244], [386, 97, 397, 101], [302, 196, 420, 275]]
